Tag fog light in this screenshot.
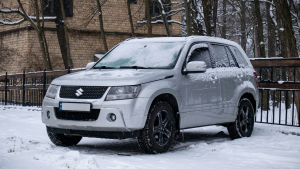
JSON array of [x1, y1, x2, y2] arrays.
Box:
[[46, 111, 50, 119], [110, 113, 116, 121]]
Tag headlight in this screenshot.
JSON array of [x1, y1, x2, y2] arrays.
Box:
[[45, 84, 60, 99], [105, 85, 141, 101]]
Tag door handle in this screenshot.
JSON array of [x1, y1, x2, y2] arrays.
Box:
[[210, 75, 218, 83]]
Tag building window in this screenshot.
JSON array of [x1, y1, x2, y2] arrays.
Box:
[[130, 0, 138, 4], [146, 0, 171, 20], [43, 0, 73, 17]]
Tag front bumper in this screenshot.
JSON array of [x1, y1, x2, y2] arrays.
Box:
[[47, 126, 140, 139], [41, 95, 149, 132]]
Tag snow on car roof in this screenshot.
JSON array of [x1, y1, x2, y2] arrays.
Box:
[[126, 36, 240, 47]]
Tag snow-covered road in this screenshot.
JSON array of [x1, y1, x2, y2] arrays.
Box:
[[0, 106, 300, 169]]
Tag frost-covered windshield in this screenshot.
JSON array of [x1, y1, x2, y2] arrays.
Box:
[[94, 42, 185, 69]]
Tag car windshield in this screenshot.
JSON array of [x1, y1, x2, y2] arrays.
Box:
[[94, 41, 185, 69]]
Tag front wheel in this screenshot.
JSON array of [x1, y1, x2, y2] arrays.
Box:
[[227, 98, 255, 139], [47, 128, 82, 147], [138, 101, 176, 154]]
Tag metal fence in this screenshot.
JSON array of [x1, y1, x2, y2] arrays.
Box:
[[252, 58, 300, 127], [256, 89, 300, 127], [0, 68, 84, 107]]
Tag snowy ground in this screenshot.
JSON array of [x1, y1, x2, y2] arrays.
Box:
[[0, 106, 300, 169]]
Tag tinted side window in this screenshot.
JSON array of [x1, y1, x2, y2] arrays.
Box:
[[225, 47, 238, 67], [188, 48, 212, 68], [230, 46, 249, 68], [210, 44, 229, 68]]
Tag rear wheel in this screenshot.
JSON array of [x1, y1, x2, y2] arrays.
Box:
[[47, 129, 82, 147], [227, 98, 255, 139], [138, 101, 176, 154]]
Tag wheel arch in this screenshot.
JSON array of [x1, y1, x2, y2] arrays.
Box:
[[240, 92, 257, 113], [149, 93, 180, 133]]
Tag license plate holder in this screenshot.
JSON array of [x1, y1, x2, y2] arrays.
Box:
[[59, 102, 91, 112]]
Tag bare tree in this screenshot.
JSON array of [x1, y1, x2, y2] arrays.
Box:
[[145, 0, 152, 37], [96, 0, 108, 52], [157, 0, 172, 37], [221, 0, 226, 39], [254, 0, 266, 58], [240, 0, 246, 50], [54, 0, 73, 69], [127, 0, 135, 37], [0, 0, 53, 70], [202, 0, 213, 36]]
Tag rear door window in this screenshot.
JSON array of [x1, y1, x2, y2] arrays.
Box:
[[230, 46, 249, 68], [210, 44, 230, 68], [225, 47, 238, 67]]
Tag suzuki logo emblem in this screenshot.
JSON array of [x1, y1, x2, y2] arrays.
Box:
[[75, 88, 84, 97]]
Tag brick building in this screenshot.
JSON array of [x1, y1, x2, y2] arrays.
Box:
[[0, 0, 183, 74]]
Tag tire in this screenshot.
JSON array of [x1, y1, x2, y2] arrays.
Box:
[[137, 101, 176, 154], [227, 98, 255, 139], [47, 130, 82, 147]]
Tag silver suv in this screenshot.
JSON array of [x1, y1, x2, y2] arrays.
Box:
[[42, 36, 259, 154]]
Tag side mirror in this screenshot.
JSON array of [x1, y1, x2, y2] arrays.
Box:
[[86, 62, 96, 70], [185, 61, 207, 73]]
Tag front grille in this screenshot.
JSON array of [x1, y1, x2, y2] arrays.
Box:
[[55, 108, 100, 121], [59, 86, 108, 99]]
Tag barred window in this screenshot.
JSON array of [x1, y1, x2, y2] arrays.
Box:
[[146, 0, 171, 20], [130, 0, 138, 4], [43, 0, 73, 17]]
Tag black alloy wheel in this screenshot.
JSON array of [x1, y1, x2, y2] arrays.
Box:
[[227, 98, 255, 139], [138, 101, 176, 154], [153, 110, 172, 146]]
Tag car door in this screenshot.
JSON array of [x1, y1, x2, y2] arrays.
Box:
[[210, 44, 241, 122], [180, 43, 222, 128]]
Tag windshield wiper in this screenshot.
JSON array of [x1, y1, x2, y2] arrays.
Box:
[[120, 66, 150, 69], [94, 66, 117, 69]]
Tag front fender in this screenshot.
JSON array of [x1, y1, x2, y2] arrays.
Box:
[[137, 78, 180, 124]]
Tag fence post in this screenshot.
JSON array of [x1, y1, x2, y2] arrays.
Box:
[[5, 72, 7, 105], [22, 70, 25, 106], [68, 65, 70, 74], [43, 69, 46, 97]]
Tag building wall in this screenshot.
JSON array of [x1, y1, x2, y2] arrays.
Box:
[[0, 0, 183, 75]]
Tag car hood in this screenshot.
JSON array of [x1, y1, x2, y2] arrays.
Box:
[[51, 69, 175, 86]]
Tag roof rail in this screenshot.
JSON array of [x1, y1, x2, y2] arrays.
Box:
[[125, 37, 145, 41]]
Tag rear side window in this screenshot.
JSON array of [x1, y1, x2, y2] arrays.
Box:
[[225, 47, 238, 67], [210, 44, 229, 68], [230, 46, 249, 68], [188, 48, 212, 68]]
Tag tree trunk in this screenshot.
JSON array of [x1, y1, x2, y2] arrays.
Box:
[[146, 0, 152, 37], [202, 0, 213, 36], [273, 0, 299, 123], [212, 0, 218, 37], [184, 0, 192, 36], [266, 0, 276, 58], [157, 0, 172, 37], [54, 0, 73, 69], [127, 0, 135, 37], [221, 0, 226, 39], [254, 0, 266, 58], [96, 0, 108, 52], [240, 1, 246, 51]]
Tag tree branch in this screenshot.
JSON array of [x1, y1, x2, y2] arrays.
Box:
[[0, 8, 56, 26]]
